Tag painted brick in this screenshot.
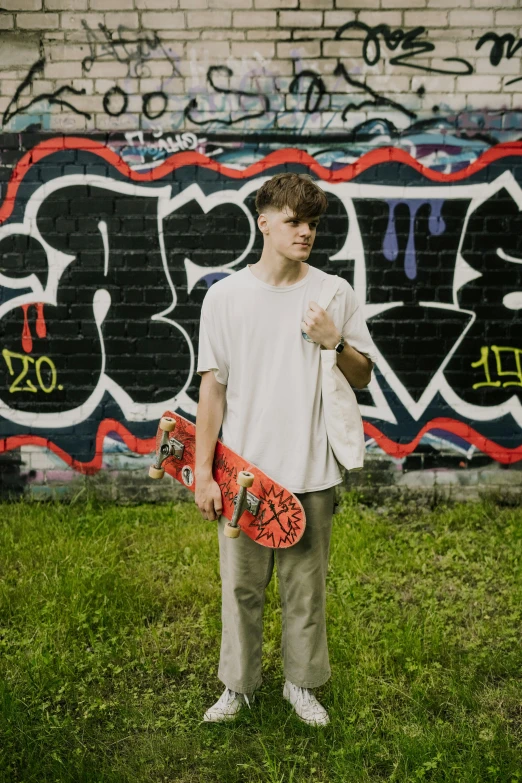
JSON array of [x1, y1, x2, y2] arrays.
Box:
[[403, 10, 449, 26], [186, 41, 231, 59], [48, 112, 89, 131], [465, 92, 512, 110], [46, 43, 91, 61], [140, 10, 186, 28], [254, 0, 296, 6], [0, 14, 14, 27], [71, 78, 94, 95], [231, 41, 275, 58], [16, 12, 59, 28], [300, 0, 332, 9], [475, 57, 520, 75], [277, 41, 321, 59], [140, 60, 181, 77], [335, 0, 378, 6], [60, 12, 103, 29], [429, 0, 470, 6], [233, 11, 277, 27], [292, 29, 331, 40], [382, 0, 424, 6], [201, 29, 245, 40], [83, 60, 130, 78], [457, 74, 502, 92], [44, 61, 84, 79], [504, 77, 522, 91], [323, 40, 366, 59], [208, 0, 252, 7], [297, 57, 344, 77], [246, 29, 288, 40], [322, 11, 361, 27], [1, 0, 41, 8], [495, 10, 522, 26], [357, 10, 403, 25], [151, 30, 199, 40], [0, 32, 39, 68], [186, 10, 231, 27], [91, 0, 135, 7], [179, 0, 205, 6], [95, 78, 122, 93], [104, 11, 140, 27], [449, 9, 494, 25], [279, 11, 322, 27], [46, 0, 87, 9]]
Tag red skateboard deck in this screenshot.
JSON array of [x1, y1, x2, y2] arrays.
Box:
[[149, 411, 306, 548]]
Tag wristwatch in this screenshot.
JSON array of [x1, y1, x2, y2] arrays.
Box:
[[334, 334, 345, 354]]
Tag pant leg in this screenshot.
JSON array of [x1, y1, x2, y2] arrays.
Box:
[[276, 486, 335, 689], [217, 515, 274, 693]]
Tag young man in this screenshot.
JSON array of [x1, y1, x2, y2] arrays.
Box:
[[195, 173, 378, 726]]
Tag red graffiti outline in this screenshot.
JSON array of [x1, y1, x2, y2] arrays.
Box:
[[1, 137, 522, 469], [1, 137, 522, 225], [0, 419, 520, 473]]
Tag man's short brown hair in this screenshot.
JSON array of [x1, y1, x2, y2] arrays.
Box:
[[255, 173, 328, 221]]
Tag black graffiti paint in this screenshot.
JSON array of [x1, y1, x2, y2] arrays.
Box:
[[142, 91, 168, 120], [103, 86, 129, 117], [289, 71, 327, 114], [2, 59, 90, 126], [81, 21, 180, 79], [333, 62, 417, 121], [476, 33, 522, 86], [335, 21, 474, 76], [184, 65, 270, 126]]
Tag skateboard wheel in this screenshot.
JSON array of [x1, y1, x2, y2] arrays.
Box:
[[237, 471, 254, 488], [224, 523, 241, 539], [149, 465, 165, 480], [159, 417, 176, 432]]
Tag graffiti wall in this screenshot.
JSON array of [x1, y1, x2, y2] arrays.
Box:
[[0, 2, 521, 494]]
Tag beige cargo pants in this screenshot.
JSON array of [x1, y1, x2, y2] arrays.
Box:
[[216, 485, 336, 694]]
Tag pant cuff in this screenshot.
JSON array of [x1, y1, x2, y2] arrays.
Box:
[[218, 673, 262, 695], [284, 670, 331, 689]]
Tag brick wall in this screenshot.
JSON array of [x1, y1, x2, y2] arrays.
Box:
[[0, 0, 521, 497], [0, 0, 520, 132]]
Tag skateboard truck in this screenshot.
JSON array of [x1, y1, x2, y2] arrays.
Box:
[[224, 471, 255, 539], [148, 417, 184, 479], [149, 417, 257, 543]]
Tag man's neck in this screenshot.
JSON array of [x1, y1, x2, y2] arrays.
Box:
[[248, 257, 309, 287]]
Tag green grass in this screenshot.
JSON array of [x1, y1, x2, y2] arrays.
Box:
[[0, 493, 521, 782]]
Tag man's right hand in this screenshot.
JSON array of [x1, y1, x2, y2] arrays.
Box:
[[195, 476, 223, 521]]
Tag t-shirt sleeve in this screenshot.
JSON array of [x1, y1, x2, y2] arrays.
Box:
[[196, 291, 229, 385], [341, 283, 380, 366]]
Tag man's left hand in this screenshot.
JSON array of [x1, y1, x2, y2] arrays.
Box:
[[301, 301, 341, 350]]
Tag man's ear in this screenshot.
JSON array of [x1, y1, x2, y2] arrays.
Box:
[[257, 213, 269, 235]]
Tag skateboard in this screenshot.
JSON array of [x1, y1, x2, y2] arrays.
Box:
[[148, 411, 306, 548]]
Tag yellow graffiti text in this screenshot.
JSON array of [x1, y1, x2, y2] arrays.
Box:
[[3, 349, 59, 394], [471, 345, 522, 389]]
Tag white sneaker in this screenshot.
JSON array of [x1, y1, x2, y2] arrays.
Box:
[[203, 687, 252, 722], [283, 680, 330, 726]]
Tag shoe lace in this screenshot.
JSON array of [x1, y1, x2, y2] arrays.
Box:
[[226, 688, 251, 709], [293, 685, 313, 708]]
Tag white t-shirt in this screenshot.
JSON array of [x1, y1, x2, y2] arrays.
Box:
[[196, 263, 379, 493]]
